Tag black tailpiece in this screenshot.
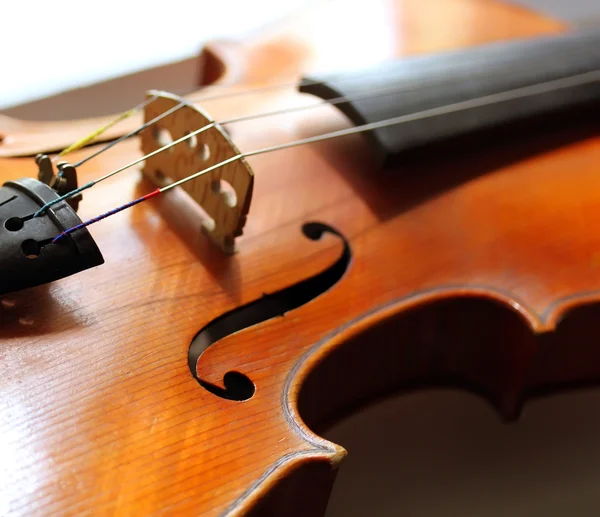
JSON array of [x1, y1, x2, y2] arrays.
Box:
[[0, 159, 104, 296]]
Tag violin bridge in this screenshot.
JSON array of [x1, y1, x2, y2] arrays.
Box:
[[140, 90, 254, 253]]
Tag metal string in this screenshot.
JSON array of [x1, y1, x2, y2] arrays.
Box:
[[53, 95, 159, 163], [52, 68, 600, 243], [72, 101, 187, 168], [33, 80, 439, 217], [61, 62, 404, 168], [183, 55, 412, 103]]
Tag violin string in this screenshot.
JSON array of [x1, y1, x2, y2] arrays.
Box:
[[52, 95, 160, 163], [183, 54, 421, 103], [57, 66, 396, 167], [53, 42, 591, 169], [39, 58, 600, 217], [75, 76, 425, 170], [33, 80, 439, 217], [186, 77, 334, 103], [43, 39, 599, 164], [72, 101, 187, 168], [51, 68, 600, 244]]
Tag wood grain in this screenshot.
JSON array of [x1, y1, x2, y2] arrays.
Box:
[[140, 91, 253, 253], [0, 1, 582, 516]]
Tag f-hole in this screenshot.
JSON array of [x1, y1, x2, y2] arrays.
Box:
[[189, 222, 352, 401]]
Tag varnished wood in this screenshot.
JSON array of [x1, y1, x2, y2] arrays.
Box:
[[0, 0, 586, 516]]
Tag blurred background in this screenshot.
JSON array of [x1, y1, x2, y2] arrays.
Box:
[[2, 1, 600, 516], [0, 0, 315, 119], [2, 0, 599, 119]]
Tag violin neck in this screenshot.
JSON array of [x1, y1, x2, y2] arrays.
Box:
[[300, 28, 600, 165]]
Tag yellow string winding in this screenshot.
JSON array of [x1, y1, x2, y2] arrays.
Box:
[[54, 99, 153, 161]]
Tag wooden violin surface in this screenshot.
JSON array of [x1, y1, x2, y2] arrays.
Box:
[[1, 0, 597, 516]]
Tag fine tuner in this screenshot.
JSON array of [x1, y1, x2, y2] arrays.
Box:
[[4, 2, 600, 515], [2, 27, 600, 297]]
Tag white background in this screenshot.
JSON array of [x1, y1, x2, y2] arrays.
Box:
[[0, 0, 310, 110]]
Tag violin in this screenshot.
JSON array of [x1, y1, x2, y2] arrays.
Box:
[[0, 0, 598, 514]]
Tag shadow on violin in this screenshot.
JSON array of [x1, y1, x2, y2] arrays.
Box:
[[314, 110, 600, 224]]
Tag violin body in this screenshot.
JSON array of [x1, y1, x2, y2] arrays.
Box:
[[1, 1, 598, 515]]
